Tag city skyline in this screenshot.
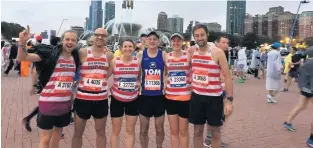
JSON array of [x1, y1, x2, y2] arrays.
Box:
[[1, 1, 313, 35]]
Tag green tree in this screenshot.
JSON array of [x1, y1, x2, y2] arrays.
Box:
[[304, 36, 313, 46], [1, 21, 25, 40], [258, 35, 272, 44], [228, 34, 242, 47], [242, 32, 259, 50]]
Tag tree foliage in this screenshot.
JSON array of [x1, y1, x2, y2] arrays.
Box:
[[1, 21, 25, 40], [242, 33, 259, 50]]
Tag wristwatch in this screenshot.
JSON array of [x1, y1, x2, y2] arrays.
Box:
[[226, 96, 233, 102]]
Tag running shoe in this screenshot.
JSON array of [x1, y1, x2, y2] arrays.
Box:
[[60, 133, 65, 139], [307, 138, 313, 147], [282, 88, 288, 92], [21, 117, 32, 132], [283, 122, 296, 131], [267, 95, 277, 103]]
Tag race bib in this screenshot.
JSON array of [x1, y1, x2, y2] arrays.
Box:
[[193, 70, 209, 86], [83, 74, 104, 91], [169, 71, 186, 87], [145, 75, 161, 90], [54, 76, 73, 93], [118, 77, 136, 91]]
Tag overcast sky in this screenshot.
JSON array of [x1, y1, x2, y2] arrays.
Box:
[[1, 0, 313, 35]]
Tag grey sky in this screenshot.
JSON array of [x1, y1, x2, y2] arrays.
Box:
[[1, 0, 313, 36]]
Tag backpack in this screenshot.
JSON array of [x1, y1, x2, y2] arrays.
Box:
[[35, 44, 80, 92]]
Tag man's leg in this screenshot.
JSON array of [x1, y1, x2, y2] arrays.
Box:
[[49, 127, 63, 148], [71, 113, 87, 148], [139, 115, 150, 148], [155, 115, 165, 148], [193, 124, 205, 148], [210, 126, 222, 148], [283, 75, 292, 91], [111, 116, 123, 148], [168, 114, 179, 148], [39, 129, 53, 148], [4, 59, 14, 75], [94, 117, 107, 148], [178, 116, 189, 148]]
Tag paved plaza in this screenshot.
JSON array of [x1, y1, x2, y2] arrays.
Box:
[[1, 72, 311, 148]]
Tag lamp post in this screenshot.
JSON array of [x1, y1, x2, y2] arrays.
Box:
[[288, 0, 310, 46], [57, 19, 68, 36]]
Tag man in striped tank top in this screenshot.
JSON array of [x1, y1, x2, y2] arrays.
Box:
[[109, 39, 140, 148], [188, 24, 234, 148], [136, 31, 167, 148], [17, 26, 79, 148], [165, 33, 191, 148], [72, 28, 114, 148]]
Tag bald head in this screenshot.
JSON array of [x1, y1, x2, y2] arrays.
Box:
[[93, 28, 108, 47]]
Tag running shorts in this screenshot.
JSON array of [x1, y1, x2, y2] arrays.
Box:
[[73, 99, 108, 120], [165, 98, 189, 119], [110, 96, 138, 118], [37, 112, 71, 130], [137, 95, 166, 118], [189, 92, 224, 126], [301, 91, 313, 99]]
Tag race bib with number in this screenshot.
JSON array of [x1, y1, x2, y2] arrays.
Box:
[[169, 71, 186, 87], [145, 75, 161, 90], [54, 76, 73, 93], [192, 70, 209, 86], [83, 74, 104, 91], [118, 77, 136, 91]]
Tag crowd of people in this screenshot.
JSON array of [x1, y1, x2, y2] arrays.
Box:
[[1, 22, 312, 148]]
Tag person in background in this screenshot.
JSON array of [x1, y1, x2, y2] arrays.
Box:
[[140, 33, 148, 48], [135, 39, 144, 54], [266, 43, 283, 103], [229, 47, 238, 76], [1, 42, 10, 71], [1, 40, 4, 49], [259, 45, 268, 78], [4, 39, 18, 76], [282, 46, 301, 92], [250, 48, 260, 79], [236, 47, 247, 83]]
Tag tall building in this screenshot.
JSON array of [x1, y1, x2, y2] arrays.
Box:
[[299, 11, 313, 39], [226, 0, 246, 35], [104, 1, 115, 25], [167, 15, 184, 33], [244, 13, 253, 34], [71, 26, 84, 39], [89, 1, 103, 31], [50, 30, 56, 37], [40, 30, 48, 39], [269, 6, 284, 14], [203, 22, 222, 32], [84, 17, 89, 31], [157, 12, 168, 31], [278, 11, 298, 39]]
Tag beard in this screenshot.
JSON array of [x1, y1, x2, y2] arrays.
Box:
[[196, 40, 207, 47]]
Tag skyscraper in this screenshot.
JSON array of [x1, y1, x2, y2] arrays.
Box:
[[167, 15, 184, 33], [299, 11, 313, 39], [226, 0, 246, 35], [104, 1, 115, 25], [89, 1, 103, 31], [157, 12, 168, 31]]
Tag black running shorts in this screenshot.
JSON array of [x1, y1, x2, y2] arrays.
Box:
[[137, 95, 166, 118], [189, 92, 224, 126], [165, 98, 189, 119], [37, 112, 71, 130], [110, 96, 138, 118], [73, 99, 108, 120]]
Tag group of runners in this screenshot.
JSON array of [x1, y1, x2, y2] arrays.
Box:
[[17, 24, 234, 148]]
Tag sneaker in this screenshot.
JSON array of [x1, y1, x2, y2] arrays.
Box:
[[282, 88, 288, 92], [283, 122, 296, 132], [60, 133, 65, 139], [267, 95, 277, 103], [21, 117, 32, 132], [307, 138, 313, 147], [203, 137, 211, 147]]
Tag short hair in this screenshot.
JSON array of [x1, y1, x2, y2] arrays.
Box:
[[122, 39, 135, 47], [61, 30, 78, 42], [190, 41, 196, 46], [192, 24, 209, 36], [216, 35, 229, 43], [291, 46, 298, 52], [140, 34, 147, 38]]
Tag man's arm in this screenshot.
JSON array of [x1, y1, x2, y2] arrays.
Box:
[[106, 51, 114, 78], [217, 49, 233, 98], [17, 44, 42, 62]]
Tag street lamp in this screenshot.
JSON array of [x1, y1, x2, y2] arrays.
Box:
[[57, 19, 68, 36], [288, 0, 310, 45]]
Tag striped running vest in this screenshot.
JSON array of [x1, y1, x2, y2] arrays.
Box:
[[165, 51, 191, 101], [191, 47, 223, 96], [39, 56, 76, 102], [141, 49, 165, 96], [76, 47, 109, 100], [111, 56, 140, 102]]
